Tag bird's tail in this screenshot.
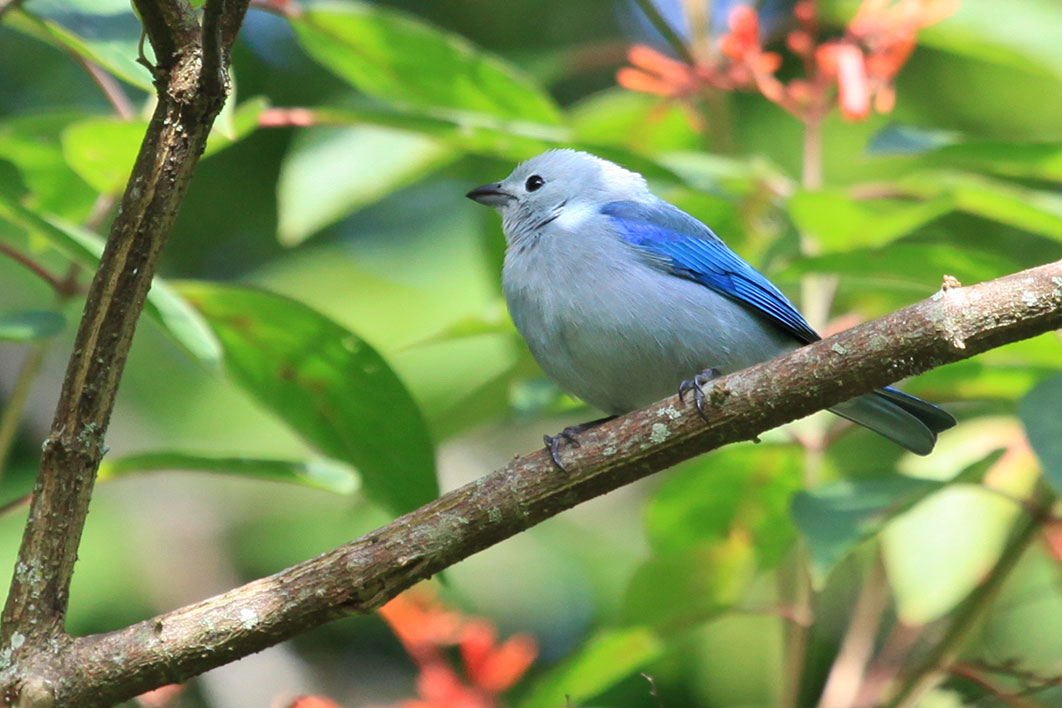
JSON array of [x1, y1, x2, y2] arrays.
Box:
[[829, 386, 956, 455]]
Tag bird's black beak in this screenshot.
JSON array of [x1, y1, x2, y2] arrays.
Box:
[[466, 183, 513, 207]]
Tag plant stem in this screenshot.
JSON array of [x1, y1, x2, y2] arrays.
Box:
[[634, 0, 695, 64], [0, 343, 48, 482], [784, 109, 833, 708], [0, 266, 80, 482], [69, 54, 135, 120], [0, 243, 68, 294], [802, 114, 824, 191], [816, 556, 890, 708], [782, 548, 814, 708], [886, 485, 1055, 708]]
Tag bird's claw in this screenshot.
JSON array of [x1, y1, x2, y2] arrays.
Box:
[[542, 416, 616, 472], [544, 430, 580, 471], [678, 368, 720, 422]]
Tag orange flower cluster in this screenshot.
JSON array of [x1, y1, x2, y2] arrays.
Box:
[[287, 588, 537, 708], [819, 0, 959, 118], [617, 0, 958, 122], [135, 684, 184, 708], [379, 589, 537, 708]]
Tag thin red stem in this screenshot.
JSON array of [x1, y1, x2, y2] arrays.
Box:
[[0, 242, 68, 293]]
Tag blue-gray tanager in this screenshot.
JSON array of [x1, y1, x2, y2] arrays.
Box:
[[467, 149, 955, 466]]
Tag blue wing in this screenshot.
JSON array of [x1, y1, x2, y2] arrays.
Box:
[[602, 199, 819, 344]]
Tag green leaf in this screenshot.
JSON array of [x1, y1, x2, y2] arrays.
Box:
[[882, 484, 1020, 624], [204, 96, 269, 154], [408, 305, 516, 349], [792, 446, 1003, 585], [99, 452, 359, 495], [61, 119, 145, 195], [62, 101, 267, 196], [277, 125, 454, 246], [621, 446, 801, 627], [792, 476, 944, 586], [866, 124, 961, 156], [868, 125, 1062, 183], [310, 101, 567, 163], [7, 0, 152, 91], [0, 113, 97, 219], [781, 244, 1017, 290], [0, 196, 223, 369], [922, 140, 1062, 181], [570, 88, 704, 153], [645, 446, 801, 561], [518, 627, 666, 708], [787, 189, 955, 252], [1019, 374, 1062, 494], [622, 538, 756, 628], [291, 0, 562, 124], [0, 309, 65, 341], [913, 0, 1062, 80], [176, 282, 438, 515], [898, 171, 1062, 242], [304, 104, 679, 182], [913, 336, 1062, 401]]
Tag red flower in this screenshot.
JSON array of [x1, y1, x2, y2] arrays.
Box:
[[617, 0, 959, 123], [135, 685, 184, 708], [287, 698, 345, 708], [377, 587, 538, 708], [282, 589, 536, 708]]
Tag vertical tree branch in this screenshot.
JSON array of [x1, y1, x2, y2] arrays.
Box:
[[0, 1, 250, 704]]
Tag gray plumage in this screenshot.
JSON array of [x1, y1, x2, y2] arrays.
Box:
[[467, 149, 954, 455]]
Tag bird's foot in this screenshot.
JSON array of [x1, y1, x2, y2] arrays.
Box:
[[678, 367, 721, 421], [543, 416, 616, 471]]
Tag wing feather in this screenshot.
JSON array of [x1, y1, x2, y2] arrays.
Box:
[[602, 200, 819, 344]]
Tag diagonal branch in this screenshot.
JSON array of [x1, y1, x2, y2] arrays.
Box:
[[25, 260, 1062, 707]]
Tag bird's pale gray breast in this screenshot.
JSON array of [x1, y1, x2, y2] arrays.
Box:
[[502, 227, 796, 414]]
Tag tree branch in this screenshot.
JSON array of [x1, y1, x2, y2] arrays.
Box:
[[16, 260, 1062, 706], [131, 0, 198, 72], [201, 0, 251, 95], [0, 1, 250, 704]]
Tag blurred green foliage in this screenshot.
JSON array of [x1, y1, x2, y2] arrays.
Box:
[[0, 0, 1061, 706]]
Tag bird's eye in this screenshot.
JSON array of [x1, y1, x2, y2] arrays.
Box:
[[525, 175, 545, 192]]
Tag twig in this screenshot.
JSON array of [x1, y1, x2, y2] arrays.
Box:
[[2, 259, 1058, 706], [854, 622, 924, 707], [0, 264, 79, 484], [132, 0, 200, 72], [887, 484, 1055, 708], [947, 663, 1043, 708], [69, 55, 136, 120], [633, 0, 696, 64], [732, 603, 814, 627], [815, 557, 890, 708], [0, 243, 68, 293], [0, 343, 48, 482], [200, 0, 227, 96]]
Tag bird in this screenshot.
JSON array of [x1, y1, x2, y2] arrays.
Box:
[[466, 149, 955, 467]]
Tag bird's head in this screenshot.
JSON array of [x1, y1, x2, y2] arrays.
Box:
[[466, 149, 649, 243]]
